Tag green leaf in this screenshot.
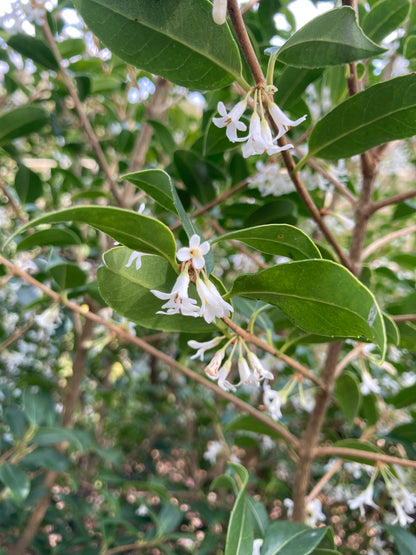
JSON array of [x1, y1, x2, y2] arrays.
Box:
[[383, 312, 400, 346], [332, 439, 381, 465], [404, 35, 416, 59], [158, 503, 184, 535], [387, 384, 416, 409], [275, 66, 323, 111], [174, 150, 219, 205], [272, 7, 385, 68], [384, 525, 416, 555], [261, 522, 328, 555], [6, 206, 177, 269], [0, 463, 30, 504], [97, 247, 212, 333], [33, 427, 86, 450], [72, 0, 245, 90], [227, 260, 386, 356], [212, 224, 321, 261], [14, 164, 43, 204], [22, 447, 69, 472], [362, 0, 410, 44], [22, 389, 47, 427], [16, 228, 82, 251], [247, 496, 269, 537], [49, 263, 88, 290], [7, 34, 59, 70], [335, 372, 361, 426], [123, 169, 177, 215], [387, 422, 416, 444], [307, 74, 416, 160], [5, 406, 27, 440], [244, 200, 298, 227], [226, 415, 282, 439], [312, 550, 342, 555], [147, 119, 176, 155], [225, 463, 253, 555], [0, 106, 49, 145]]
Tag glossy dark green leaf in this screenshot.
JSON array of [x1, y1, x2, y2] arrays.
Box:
[[306, 74, 416, 160], [225, 463, 253, 555], [361, 390, 379, 427], [49, 263, 88, 290], [14, 164, 43, 204], [33, 427, 86, 450], [0, 463, 30, 504], [73, 0, 245, 90], [6, 206, 177, 268], [174, 150, 219, 205], [16, 228, 82, 252], [335, 372, 361, 426], [7, 34, 58, 70], [212, 224, 321, 261], [275, 66, 323, 110], [4, 406, 27, 440], [97, 247, 212, 333], [387, 422, 416, 443], [384, 525, 416, 555], [362, 0, 410, 44], [247, 496, 268, 537], [122, 169, 196, 239], [272, 7, 385, 68], [0, 106, 49, 145], [261, 522, 327, 555], [22, 447, 69, 472], [147, 119, 176, 155], [244, 200, 298, 227], [332, 439, 381, 465], [227, 260, 386, 356]]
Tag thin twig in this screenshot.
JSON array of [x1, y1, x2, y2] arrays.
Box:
[[0, 321, 34, 353], [391, 314, 416, 323], [41, 20, 123, 205], [314, 447, 416, 470], [0, 179, 27, 223], [361, 225, 416, 261], [367, 188, 416, 215], [0, 254, 299, 450], [306, 459, 343, 504]]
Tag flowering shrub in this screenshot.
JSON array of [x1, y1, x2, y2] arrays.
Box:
[[0, 0, 416, 554]]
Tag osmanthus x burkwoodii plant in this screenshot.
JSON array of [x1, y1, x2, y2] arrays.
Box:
[[3, 0, 416, 553]]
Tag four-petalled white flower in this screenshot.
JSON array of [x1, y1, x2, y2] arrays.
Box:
[[212, 100, 247, 142], [177, 234, 210, 270]]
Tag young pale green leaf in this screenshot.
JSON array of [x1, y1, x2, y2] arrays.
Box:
[[212, 224, 321, 261], [0, 106, 49, 145], [362, 0, 410, 44], [16, 228, 81, 251], [6, 206, 177, 268], [384, 525, 416, 555], [122, 169, 197, 240], [271, 7, 386, 68], [73, 0, 246, 90], [334, 372, 361, 426], [306, 74, 416, 161], [7, 34, 59, 71], [225, 463, 253, 555], [261, 522, 328, 555], [227, 260, 386, 356], [0, 463, 30, 505], [97, 248, 212, 333]]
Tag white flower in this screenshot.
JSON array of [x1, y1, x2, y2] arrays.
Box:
[[188, 336, 224, 361], [196, 276, 233, 323], [238, 356, 256, 385], [204, 348, 226, 378], [151, 266, 200, 317], [218, 360, 236, 392], [247, 351, 274, 381], [242, 112, 267, 158], [252, 539, 263, 555], [348, 484, 379, 517], [360, 368, 381, 395], [263, 382, 284, 421], [268, 102, 307, 140], [125, 250, 146, 270], [212, 0, 227, 24], [35, 305, 62, 330], [203, 440, 223, 464], [386, 478, 416, 526], [391, 499, 414, 527], [177, 234, 210, 270], [284, 498, 325, 527], [213, 100, 247, 142]]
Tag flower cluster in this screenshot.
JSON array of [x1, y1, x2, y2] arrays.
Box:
[[151, 234, 233, 324], [188, 335, 273, 392], [213, 85, 306, 158]]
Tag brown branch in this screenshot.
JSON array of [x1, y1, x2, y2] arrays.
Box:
[[391, 314, 416, 323], [361, 225, 416, 261], [367, 188, 416, 216], [0, 254, 299, 452], [222, 317, 323, 388], [314, 447, 416, 470], [41, 20, 123, 206], [0, 321, 34, 353], [306, 459, 343, 504]]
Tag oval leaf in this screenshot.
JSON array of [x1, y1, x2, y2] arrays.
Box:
[[97, 247, 212, 333], [225, 463, 253, 555], [384, 524, 416, 555], [73, 0, 245, 90], [212, 224, 321, 261], [307, 74, 416, 160], [227, 260, 386, 356], [16, 228, 82, 251], [0, 463, 30, 505], [273, 7, 386, 68], [261, 521, 328, 555], [7, 34, 59, 70], [335, 372, 361, 426], [362, 0, 410, 44], [6, 206, 177, 268], [0, 106, 49, 145]]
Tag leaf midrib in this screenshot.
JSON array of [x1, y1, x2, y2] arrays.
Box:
[[87, 0, 242, 82]]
